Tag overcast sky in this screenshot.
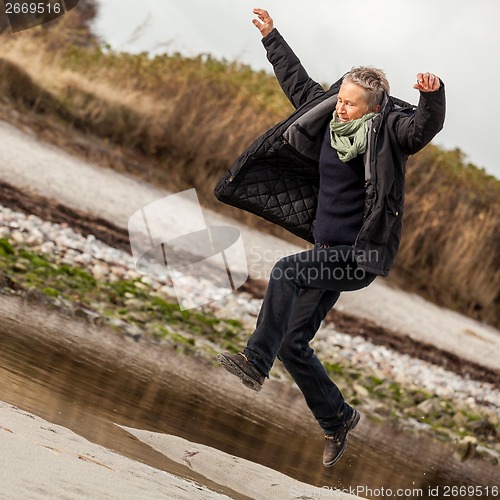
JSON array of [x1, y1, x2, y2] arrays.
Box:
[[93, 0, 500, 180]]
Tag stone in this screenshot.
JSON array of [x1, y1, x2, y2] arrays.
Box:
[[353, 384, 370, 398], [452, 412, 469, 428], [416, 398, 442, 416], [40, 241, 56, 254], [12, 262, 28, 272], [124, 324, 143, 342], [91, 264, 109, 280], [11, 231, 24, 243], [124, 298, 144, 310], [454, 436, 478, 461], [109, 265, 127, 277], [468, 417, 498, 439]]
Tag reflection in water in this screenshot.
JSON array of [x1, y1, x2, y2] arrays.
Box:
[[0, 320, 496, 500]]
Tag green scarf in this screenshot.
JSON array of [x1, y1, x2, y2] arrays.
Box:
[[329, 111, 376, 162]]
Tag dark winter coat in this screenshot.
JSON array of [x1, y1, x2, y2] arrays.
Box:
[[214, 29, 446, 276]]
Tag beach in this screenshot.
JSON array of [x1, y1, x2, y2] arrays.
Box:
[[0, 118, 498, 499]]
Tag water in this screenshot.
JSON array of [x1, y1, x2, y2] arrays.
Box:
[[0, 309, 497, 499]]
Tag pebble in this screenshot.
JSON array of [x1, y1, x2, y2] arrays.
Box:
[[0, 204, 499, 416]]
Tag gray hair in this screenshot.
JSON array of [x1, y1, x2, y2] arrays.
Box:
[[343, 66, 390, 108]]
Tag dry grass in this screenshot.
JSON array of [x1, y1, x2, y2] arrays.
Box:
[[0, 15, 498, 327], [0, 21, 290, 191], [396, 146, 500, 325]]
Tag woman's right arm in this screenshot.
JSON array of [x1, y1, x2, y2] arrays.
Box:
[[253, 8, 324, 109]]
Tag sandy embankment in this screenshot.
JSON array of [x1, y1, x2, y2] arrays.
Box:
[[0, 401, 230, 500], [0, 401, 358, 500]]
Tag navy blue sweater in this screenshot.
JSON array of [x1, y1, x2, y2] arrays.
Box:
[[313, 125, 366, 246]]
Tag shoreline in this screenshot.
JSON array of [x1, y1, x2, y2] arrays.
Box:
[[0, 118, 498, 374], [0, 197, 498, 465], [0, 181, 498, 386]]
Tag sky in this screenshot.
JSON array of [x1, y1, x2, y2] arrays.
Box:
[[92, 0, 500, 180]]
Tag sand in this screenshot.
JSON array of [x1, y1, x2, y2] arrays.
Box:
[[0, 401, 363, 499]]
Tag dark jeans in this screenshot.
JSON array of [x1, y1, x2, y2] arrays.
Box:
[[243, 244, 376, 434]]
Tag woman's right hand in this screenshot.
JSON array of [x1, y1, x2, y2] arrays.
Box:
[[252, 8, 274, 38]]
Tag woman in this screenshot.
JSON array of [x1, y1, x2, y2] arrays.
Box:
[[216, 8, 445, 467]]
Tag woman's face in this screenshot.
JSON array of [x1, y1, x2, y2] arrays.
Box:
[[336, 81, 373, 122]]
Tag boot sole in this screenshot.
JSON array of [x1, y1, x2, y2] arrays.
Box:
[[217, 353, 262, 392], [323, 410, 361, 467]]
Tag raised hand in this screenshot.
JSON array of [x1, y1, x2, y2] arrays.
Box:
[[413, 73, 441, 92], [252, 8, 274, 38]]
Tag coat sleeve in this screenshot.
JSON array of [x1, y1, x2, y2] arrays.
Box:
[[394, 83, 446, 155], [262, 28, 325, 109]]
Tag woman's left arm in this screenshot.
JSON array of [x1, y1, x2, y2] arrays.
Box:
[[395, 73, 446, 155]]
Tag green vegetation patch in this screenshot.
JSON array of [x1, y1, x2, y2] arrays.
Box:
[[0, 238, 246, 353], [316, 352, 498, 451]]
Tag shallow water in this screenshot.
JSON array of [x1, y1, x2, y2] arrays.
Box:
[[0, 321, 497, 500]]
